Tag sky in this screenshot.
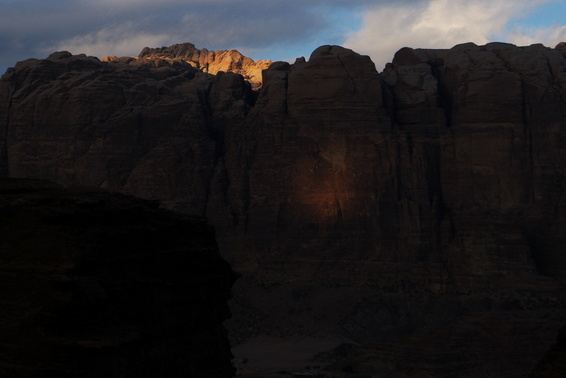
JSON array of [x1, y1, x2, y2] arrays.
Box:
[[1, 0, 566, 75]]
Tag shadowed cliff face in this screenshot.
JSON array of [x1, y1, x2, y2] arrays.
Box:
[[383, 42, 566, 290], [2, 42, 566, 290], [211, 46, 392, 279], [0, 178, 236, 378], [0, 50, 255, 217], [213, 42, 566, 292], [2, 41, 566, 376]]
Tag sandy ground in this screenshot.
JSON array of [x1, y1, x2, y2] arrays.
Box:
[[232, 335, 353, 377], [225, 276, 566, 377], [226, 276, 376, 377]]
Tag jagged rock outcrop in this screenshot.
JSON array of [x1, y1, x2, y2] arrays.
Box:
[[129, 42, 272, 89], [0, 178, 236, 378]]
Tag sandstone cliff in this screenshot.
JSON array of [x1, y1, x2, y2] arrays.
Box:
[[2, 41, 566, 291], [0, 49, 255, 217], [2, 41, 566, 376], [0, 178, 236, 378], [103, 42, 271, 89], [210, 42, 566, 292]]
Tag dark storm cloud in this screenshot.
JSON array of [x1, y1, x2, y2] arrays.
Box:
[[0, 0, 392, 74], [3, 0, 560, 76]]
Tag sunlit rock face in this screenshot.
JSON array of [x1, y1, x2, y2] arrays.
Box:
[[0, 178, 236, 378], [135, 42, 272, 89]]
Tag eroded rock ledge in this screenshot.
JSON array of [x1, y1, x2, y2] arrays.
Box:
[[0, 178, 236, 378]]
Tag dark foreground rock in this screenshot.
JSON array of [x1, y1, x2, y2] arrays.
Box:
[[532, 325, 566, 377], [0, 178, 236, 378]]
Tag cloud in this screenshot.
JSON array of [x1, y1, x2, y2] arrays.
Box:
[[2, 0, 564, 77], [46, 23, 175, 59], [343, 0, 554, 70], [503, 23, 566, 47], [1, 0, 363, 73]]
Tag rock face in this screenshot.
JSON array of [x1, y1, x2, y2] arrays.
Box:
[[381, 42, 566, 290], [213, 42, 566, 292], [2, 41, 566, 376], [131, 42, 271, 89], [0, 49, 256, 217], [3, 41, 566, 289], [0, 178, 236, 378]]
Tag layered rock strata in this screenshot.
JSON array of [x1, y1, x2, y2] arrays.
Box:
[[0, 178, 236, 378]]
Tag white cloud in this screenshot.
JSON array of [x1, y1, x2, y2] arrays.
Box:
[[0, 0, 376, 72], [6, 0, 563, 75], [503, 23, 566, 47], [344, 0, 553, 71], [45, 23, 175, 58]]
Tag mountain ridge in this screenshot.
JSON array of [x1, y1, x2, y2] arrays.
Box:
[[102, 42, 271, 89]]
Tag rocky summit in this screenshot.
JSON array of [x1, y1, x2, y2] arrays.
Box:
[[104, 42, 271, 89], [2, 42, 566, 376]]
